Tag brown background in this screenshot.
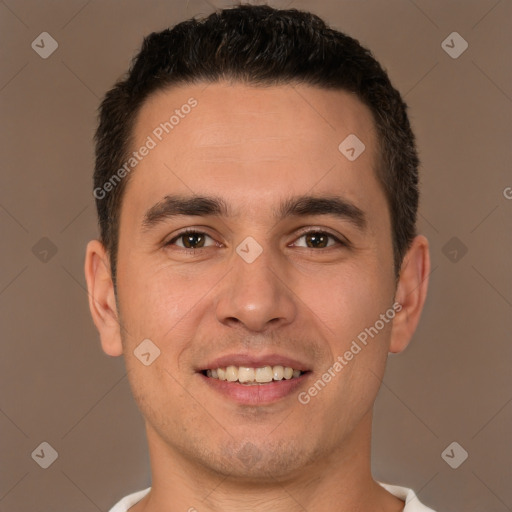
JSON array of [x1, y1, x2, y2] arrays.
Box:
[[1, 1, 511, 511]]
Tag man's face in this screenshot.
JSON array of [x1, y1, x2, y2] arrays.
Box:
[[114, 83, 397, 479]]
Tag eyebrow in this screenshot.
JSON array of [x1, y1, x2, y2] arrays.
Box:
[[141, 194, 367, 232]]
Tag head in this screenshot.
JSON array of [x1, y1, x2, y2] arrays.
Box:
[[86, 4, 429, 484]]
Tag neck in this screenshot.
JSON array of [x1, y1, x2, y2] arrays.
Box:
[[132, 411, 404, 512]]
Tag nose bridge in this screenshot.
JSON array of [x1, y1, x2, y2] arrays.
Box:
[[214, 240, 296, 332]]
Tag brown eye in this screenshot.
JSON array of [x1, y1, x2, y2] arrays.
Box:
[[167, 231, 215, 249], [293, 231, 343, 249], [305, 232, 330, 248], [181, 232, 205, 248]]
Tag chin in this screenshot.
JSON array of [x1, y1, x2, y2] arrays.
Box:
[[194, 438, 314, 482]]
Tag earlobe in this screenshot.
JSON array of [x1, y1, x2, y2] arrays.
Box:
[[84, 240, 123, 357], [389, 235, 430, 354]]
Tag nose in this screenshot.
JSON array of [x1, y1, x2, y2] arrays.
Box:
[[214, 246, 297, 333]]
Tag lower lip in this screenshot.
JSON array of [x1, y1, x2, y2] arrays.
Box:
[[200, 373, 309, 405]]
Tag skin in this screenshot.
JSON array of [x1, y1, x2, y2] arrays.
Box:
[[85, 82, 430, 512]]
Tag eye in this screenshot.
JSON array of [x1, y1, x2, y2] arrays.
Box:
[[292, 230, 345, 249], [164, 229, 346, 251], [166, 230, 217, 249]]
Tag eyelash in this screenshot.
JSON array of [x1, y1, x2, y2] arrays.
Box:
[[165, 228, 348, 251]]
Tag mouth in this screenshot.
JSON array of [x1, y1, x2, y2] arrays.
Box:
[[197, 357, 311, 405]]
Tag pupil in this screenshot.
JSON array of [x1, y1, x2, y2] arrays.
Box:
[[181, 233, 328, 249], [307, 233, 327, 248], [184, 233, 203, 248]]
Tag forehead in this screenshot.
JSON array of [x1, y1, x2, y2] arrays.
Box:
[[135, 81, 377, 161], [123, 82, 383, 220]]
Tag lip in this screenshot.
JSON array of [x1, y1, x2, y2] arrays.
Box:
[[198, 353, 311, 372], [197, 353, 312, 405], [199, 371, 310, 405]]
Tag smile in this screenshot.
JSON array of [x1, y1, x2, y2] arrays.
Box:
[[203, 365, 303, 384]]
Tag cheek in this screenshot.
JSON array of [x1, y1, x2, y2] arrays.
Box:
[[297, 267, 395, 426], [301, 263, 395, 348], [116, 259, 217, 351]]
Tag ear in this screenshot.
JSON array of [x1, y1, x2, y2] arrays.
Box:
[[389, 235, 430, 354], [84, 239, 123, 356]]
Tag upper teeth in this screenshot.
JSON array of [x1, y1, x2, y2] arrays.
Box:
[[206, 365, 302, 383]]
